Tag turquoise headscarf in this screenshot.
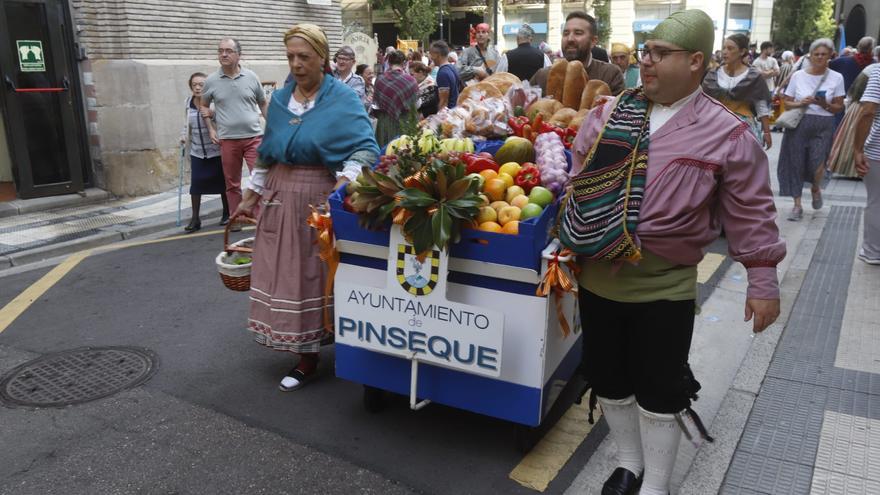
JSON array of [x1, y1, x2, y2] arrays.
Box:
[[258, 75, 379, 170]]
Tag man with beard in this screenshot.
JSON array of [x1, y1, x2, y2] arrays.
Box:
[[457, 23, 500, 83], [530, 11, 624, 95], [563, 9, 784, 495]]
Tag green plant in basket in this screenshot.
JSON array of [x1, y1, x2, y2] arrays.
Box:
[[397, 157, 483, 254]]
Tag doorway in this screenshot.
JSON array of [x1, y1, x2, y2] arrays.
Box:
[[0, 0, 86, 200]]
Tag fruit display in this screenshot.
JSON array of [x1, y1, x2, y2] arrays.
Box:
[[534, 132, 569, 195]]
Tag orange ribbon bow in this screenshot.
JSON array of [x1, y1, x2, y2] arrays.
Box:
[[536, 248, 580, 337], [307, 205, 339, 334]]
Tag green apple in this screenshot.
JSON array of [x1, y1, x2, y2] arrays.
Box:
[[520, 203, 543, 220], [528, 186, 554, 208]]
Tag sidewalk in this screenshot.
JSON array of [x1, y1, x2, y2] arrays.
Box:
[[0, 187, 223, 270]]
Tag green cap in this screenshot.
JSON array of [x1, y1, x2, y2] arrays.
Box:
[[650, 9, 714, 65]]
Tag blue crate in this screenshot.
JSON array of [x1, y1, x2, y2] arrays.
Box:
[[329, 142, 571, 271]]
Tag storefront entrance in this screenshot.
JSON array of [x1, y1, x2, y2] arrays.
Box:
[[0, 0, 87, 200]]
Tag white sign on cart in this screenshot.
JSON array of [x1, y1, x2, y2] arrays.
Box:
[[335, 227, 505, 377]]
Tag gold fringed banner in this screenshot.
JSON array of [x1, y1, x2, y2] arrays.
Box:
[[536, 248, 579, 337], [307, 205, 339, 334]]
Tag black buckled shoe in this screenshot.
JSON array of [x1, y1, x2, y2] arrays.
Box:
[[601, 467, 643, 495]]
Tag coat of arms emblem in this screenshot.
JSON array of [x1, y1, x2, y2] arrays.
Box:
[[396, 244, 440, 296]]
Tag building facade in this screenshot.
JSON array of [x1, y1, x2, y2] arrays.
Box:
[[835, 0, 880, 46], [342, 0, 774, 57], [0, 0, 343, 200]]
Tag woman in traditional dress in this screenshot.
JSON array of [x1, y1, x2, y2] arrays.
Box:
[[231, 24, 379, 391], [179, 72, 229, 232], [777, 38, 845, 221], [373, 50, 419, 147], [702, 34, 773, 149], [776, 51, 796, 90], [827, 63, 880, 178], [409, 61, 439, 118]]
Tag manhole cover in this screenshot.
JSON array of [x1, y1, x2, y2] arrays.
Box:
[[0, 347, 157, 408]]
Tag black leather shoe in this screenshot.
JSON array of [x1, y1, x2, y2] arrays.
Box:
[[601, 467, 643, 495], [219, 215, 229, 226], [184, 219, 201, 233]]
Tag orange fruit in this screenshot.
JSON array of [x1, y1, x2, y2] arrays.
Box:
[[479, 169, 498, 181], [483, 178, 507, 202], [478, 221, 503, 233], [501, 221, 519, 235]]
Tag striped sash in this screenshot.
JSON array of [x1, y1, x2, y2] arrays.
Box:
[[559, 89, 651, 262]]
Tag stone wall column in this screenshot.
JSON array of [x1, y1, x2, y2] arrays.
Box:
[[609, 0, 635, 47], [546, 0, 563, 55]]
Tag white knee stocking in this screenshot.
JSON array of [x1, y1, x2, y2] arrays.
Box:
[[638, 406, 682, 495], [597, 395, 643, 475]]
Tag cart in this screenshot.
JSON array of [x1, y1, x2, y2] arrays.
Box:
[[329, 178, 583, 444]]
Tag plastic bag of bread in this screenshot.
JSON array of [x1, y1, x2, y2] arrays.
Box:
[[425, 106, 471, 138], [549, 108, 578, 128], [579, 80, 613, 110], [526, 98, 563, 121], [505, 81, 542, 116], [458, 81, 503, 105], [483, 72, 522, 96], [462, 97, 510, 137]]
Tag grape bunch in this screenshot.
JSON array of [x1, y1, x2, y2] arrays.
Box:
[[376, 154, 398, 174]]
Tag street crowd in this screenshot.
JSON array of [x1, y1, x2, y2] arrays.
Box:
[[175, 9, 880, 495]]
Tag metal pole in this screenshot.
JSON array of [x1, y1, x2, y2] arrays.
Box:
[[177, 144, 185, 227], [439, 0, 444, 41], [409, 356, 432, 411], [722, 0, 730, 42]]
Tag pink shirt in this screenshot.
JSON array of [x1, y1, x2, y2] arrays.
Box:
[[571, 91, 786, 299]]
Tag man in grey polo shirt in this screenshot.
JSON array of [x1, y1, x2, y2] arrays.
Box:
[[201, 37, 267, 222]]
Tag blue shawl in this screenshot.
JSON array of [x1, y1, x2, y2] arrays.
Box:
[[257, 75, 379, 170]]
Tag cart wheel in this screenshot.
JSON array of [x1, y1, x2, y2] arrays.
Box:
[[363, 385, 386, 413], [515, 424, 543, 453]]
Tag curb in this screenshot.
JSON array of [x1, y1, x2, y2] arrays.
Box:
[[1, 201, 223, 270], [677, 212, 829, 494], [0, 188, 113, 219]]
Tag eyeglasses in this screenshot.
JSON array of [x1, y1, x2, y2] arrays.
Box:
[[639, 47, 692, 63]]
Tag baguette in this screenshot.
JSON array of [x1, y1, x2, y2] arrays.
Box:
[[579, 80, 612, 110], [562, 61, 587, 109], [547, 59, 568, 102]]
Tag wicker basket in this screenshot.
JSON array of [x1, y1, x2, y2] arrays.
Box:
[[216, 217, 257, 291]]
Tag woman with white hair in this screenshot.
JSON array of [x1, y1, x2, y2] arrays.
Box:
[[776, 50, 796, 89], [777, 38, 846, 221]]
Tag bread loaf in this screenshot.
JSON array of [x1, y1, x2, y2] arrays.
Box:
[[562, 61, 587, 109], [568, 109, 589, 130], [483, 72, 522, 95], [526, 98, 564, 122], [547, 59, 568, 102], [549, 108, 578, 128], [579, 80, 612, 110], [458, 81, 504, 104]]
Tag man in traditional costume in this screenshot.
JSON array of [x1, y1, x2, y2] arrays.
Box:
[[564, 10, 785, 495]]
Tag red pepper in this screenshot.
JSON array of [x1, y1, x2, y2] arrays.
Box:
[[532, 114, 544, 134], [507, 117, 531, 137], [466, 157, 499, 174], [515, 163, 541, 193]]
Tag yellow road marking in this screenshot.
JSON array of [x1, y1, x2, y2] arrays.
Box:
[[0, 226, 255, 334], [697, 253, 726, 284], [0, 249, 92, 334], [509, 402, 603, 492]]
